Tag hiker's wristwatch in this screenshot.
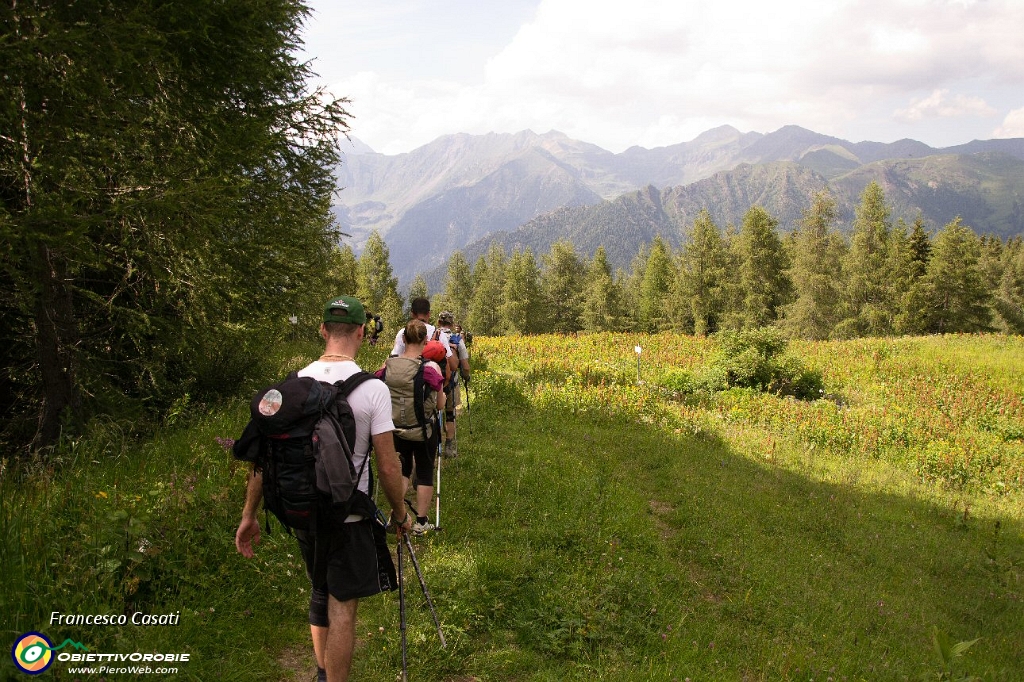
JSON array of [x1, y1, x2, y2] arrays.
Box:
[[392, 512, 410, 526]]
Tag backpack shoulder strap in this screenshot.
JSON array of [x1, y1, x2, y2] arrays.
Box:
[[323, 370, 379, 502], [335, 370, 376, 397], [413, 359, 430, 441], [332, 370, 379, 459]]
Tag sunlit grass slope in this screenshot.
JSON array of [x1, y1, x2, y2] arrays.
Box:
[[2, 334, 1021, 680]]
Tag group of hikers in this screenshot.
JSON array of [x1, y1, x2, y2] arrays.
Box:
[[233, 293, 470, 682]]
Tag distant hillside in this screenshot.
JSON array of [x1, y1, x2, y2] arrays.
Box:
[[420, 152, 1024, 291], [331, 126, 1024, 285]]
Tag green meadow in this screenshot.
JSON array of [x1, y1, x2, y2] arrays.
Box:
[[2, 333, 1021, 681]]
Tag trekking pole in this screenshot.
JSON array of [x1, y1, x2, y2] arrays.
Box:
[[435, 410, 444, 530], [398, 534, 408, 681], [464, 382, 472, 434], [402, 532, 447, 648]]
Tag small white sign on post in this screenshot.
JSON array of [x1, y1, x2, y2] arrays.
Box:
[[634, 345, 642, 383]]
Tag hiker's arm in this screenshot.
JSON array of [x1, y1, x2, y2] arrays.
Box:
[[456, 341, 471, 383], [372, 431, 412, 533], [235, 468, 263, 558]]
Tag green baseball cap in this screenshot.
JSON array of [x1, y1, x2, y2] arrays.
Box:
[[323, 295, 365, 324]]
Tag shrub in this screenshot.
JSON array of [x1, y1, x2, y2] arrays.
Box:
[[658, 327, 824, 400], [659, 367, 729, 396]]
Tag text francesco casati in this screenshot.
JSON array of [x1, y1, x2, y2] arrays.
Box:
[[50, 611, 181, 626]]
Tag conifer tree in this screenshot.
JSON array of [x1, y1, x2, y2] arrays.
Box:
[[673, 209, 728, 336], [315, 245, 361, 326], [886, 218, 920, 334], [329, 245, 360, 297], [581, 246, 623, 332], [541, 240, 586, 333], [782, 191, 846, 339], [622, 245, 649, 332], [718, 225, 747, 330], [0, 0, 350, 447], [637, 236, 675, 332], [734, 206, 792, 329], [909, 216, 932, 275], [920, 218, 993, 333], [467, 244, 506, 336], [994, 238, 1024, 333], [887, 215, 932, 335], [407, 275, 429, 307], [977, 236, 1007, 292], [500, 249, 544, 334], [840, 181, 892, 336], [440, 251, 474, 326], [358, 231, 404, 332]]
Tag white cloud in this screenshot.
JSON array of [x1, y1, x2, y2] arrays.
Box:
[[994, 108, 1024, 139], [319, 0, 1024, 153], [894, 89, 996, 122]]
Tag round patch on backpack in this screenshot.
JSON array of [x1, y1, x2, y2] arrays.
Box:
[[259, 389, 284, 416]]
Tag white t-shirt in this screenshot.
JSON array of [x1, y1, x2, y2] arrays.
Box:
[[297, 360, 395, 496], [390, 323, 453, 358]]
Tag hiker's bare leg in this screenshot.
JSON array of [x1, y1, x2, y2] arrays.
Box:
[[325, 596, 358, 682], [309, 586, 329, 671], [311, 624, 326, 669], [416, 484, 433, 518]]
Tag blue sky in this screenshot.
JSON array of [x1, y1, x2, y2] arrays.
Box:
[[297, 0, 1024, 155]]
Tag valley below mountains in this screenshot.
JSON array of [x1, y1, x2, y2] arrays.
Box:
[[332, 126, 1024, 286]]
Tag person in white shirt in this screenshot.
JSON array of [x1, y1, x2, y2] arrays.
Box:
[[390, 297, 452, 365], [235, 295, 411, 682]]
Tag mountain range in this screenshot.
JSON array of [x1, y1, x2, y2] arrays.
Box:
[[332, 126, 1024, 286]]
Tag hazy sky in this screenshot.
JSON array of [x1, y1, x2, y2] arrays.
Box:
[[298, 0, 1024, 155]]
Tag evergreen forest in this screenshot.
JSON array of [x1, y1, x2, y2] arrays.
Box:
[[418, 184, 1024, 342]]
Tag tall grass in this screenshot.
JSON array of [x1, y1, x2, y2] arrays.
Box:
[[2, 333, 1021, 680], [352, 336, 1022, 680]]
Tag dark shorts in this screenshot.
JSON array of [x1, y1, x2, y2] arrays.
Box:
[[295, 517, 396, 602], [394, 431, 438, 486]]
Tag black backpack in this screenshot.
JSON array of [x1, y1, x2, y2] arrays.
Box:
[[233, 371, 377, 533]]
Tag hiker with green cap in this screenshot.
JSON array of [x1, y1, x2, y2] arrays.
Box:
[[235, 294, 411, 682]]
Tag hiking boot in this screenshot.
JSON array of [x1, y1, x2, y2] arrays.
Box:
[[412, 520, 435, 536], [443, 440, 458, 458]]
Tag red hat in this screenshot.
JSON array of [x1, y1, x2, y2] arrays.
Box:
[[422, 340, 446, 363]]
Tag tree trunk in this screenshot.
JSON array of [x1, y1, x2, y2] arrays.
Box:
[[33, 243, 78, 450]]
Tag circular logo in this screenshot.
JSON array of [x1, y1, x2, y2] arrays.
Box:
[[11, 632, 54, 675], [258, 389, 284, 416]]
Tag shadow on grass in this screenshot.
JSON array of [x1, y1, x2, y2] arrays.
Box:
[[362, 398, 1023, 682]]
